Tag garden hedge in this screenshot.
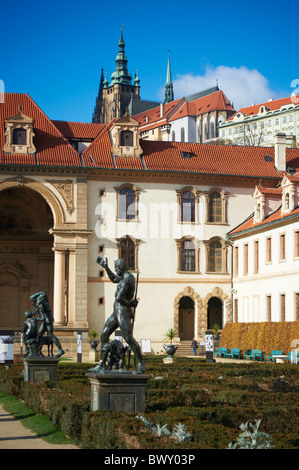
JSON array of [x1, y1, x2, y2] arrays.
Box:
[[0, 357, 298, 449], [220, 321, 299, 355]]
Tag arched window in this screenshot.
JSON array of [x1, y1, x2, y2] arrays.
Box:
[[181, 240, 195, 272], [120, 130, 133, 146], [13, 128, 26, 145], [119, 187, 135, 220], [208, 191, 222, 223], [119, 237, 136, 270], [209, 241, 222, 272], [181, 191, 195, 222], [205, 237, 227, 274], [181, 127, 185, 142]]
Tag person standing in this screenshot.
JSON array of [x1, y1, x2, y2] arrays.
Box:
[[191, 338, 198, 356]]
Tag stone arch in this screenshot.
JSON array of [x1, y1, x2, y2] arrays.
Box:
[[174, 286, 204, 339], [203, 287, 231, 330], [0, 177, 65, 228]]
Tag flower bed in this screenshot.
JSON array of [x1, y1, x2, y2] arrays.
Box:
[[0, 357, 298, 449]]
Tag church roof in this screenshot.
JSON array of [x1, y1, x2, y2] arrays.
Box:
[[133, 90, 235, 131], [0, 93, 81, 167]]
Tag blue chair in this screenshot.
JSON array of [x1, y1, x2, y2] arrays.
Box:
[[264, 350, 283, 362], [244, 349, 251, 360], [248, 349, 263, 361], [225, 348, 240, 359], [214, 347, 228, 358]]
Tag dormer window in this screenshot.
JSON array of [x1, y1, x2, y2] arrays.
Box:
[[3, 106, 36, 154], [13, 128, 27, 145], [120, 130, 133, 146], [110, 114, 142, 158]]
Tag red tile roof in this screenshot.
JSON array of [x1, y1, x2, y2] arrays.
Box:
[[1, 93, 81, 167], [2, 93, 299, 181], [52, 120, 105, 140], [228, 94, 299, 120], [229, 204, 299, 237], [81, 125, 299, 179], [134, 90, 234, 131], [255, 186, 282, 195]]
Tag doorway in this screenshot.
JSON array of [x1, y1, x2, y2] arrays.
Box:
[[0, 187, 54, 329], [179, 296, 195, 340], [207, 297, 223, 330]]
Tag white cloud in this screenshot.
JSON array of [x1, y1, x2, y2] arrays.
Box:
[[159, 65, 282, 110]]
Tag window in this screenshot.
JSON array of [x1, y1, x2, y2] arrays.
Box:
[[254, 241, 259, 273], [295, 231, 299, 258], [119, 237, 136, 270], [244, 244, 248, 275], [176, 237, 199, 272], [266, 295, 272, 321], [172, 130, 175, 141], [181, 240, 195, 271], [295, 293, 299, 321], [120, 130, 133, 146], [234, 246, 239, 276], [13, 128, 26, 145], [119, 188, 135, 219], [234, 298, 238, 323], [266, 237, 272, 263], [205, 238, 227, 273], [280, 234, 286, 261], [181, 191, 195, 222], [209, 241, 222, 272], [115, 184, 139, 220], [207, 191, 225, 223], [181, 127, 185, 142], [176, 187, 199, 223], [275, 118, 279, 126], [280, 294, 286, 321]]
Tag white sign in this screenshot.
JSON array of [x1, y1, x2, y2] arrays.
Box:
[[141, 339, 152, 353], [0, 334, 14, 363], [77, 333, 82, 354], [205, 334, 214, 352]]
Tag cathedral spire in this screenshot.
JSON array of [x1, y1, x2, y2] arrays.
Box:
[[164, 51, 174, 104], [92, 68, 104, 123], [110, 25, 132, 86]]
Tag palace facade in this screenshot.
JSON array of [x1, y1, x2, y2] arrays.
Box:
[[1, 93, 299, 353]]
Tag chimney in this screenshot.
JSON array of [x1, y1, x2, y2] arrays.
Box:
[[274, 133, 286, 172], [160, 103, 164, 117]]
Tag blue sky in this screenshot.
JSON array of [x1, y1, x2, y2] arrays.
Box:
[[1, 0, 298, 122]]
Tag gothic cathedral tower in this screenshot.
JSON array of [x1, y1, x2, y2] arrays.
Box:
[[92, 28, 140, 124]]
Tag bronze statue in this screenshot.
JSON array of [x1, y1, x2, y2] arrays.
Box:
[[29, 292, 65, 358], [90, 257, 145, 374], [23, 310, 39, 358]]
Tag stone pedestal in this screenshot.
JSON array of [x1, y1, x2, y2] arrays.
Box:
[[24, 357, 60, 382], [86, 372, 151, 413]]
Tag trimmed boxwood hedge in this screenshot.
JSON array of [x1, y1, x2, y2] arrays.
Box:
[[0, 357, 298, 449]]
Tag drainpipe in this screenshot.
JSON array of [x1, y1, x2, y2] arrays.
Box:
[[226, 234, 234, 322]]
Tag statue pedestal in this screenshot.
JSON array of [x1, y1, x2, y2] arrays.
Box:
[[86, 372, 151, 413], [24, 357, 60, 382]]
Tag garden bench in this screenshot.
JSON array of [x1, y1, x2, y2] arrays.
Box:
[[248, 349, 263, 361], [214, 347, 227, 358], [224, 348, 240, 359], [264, 350, 283, 362]]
